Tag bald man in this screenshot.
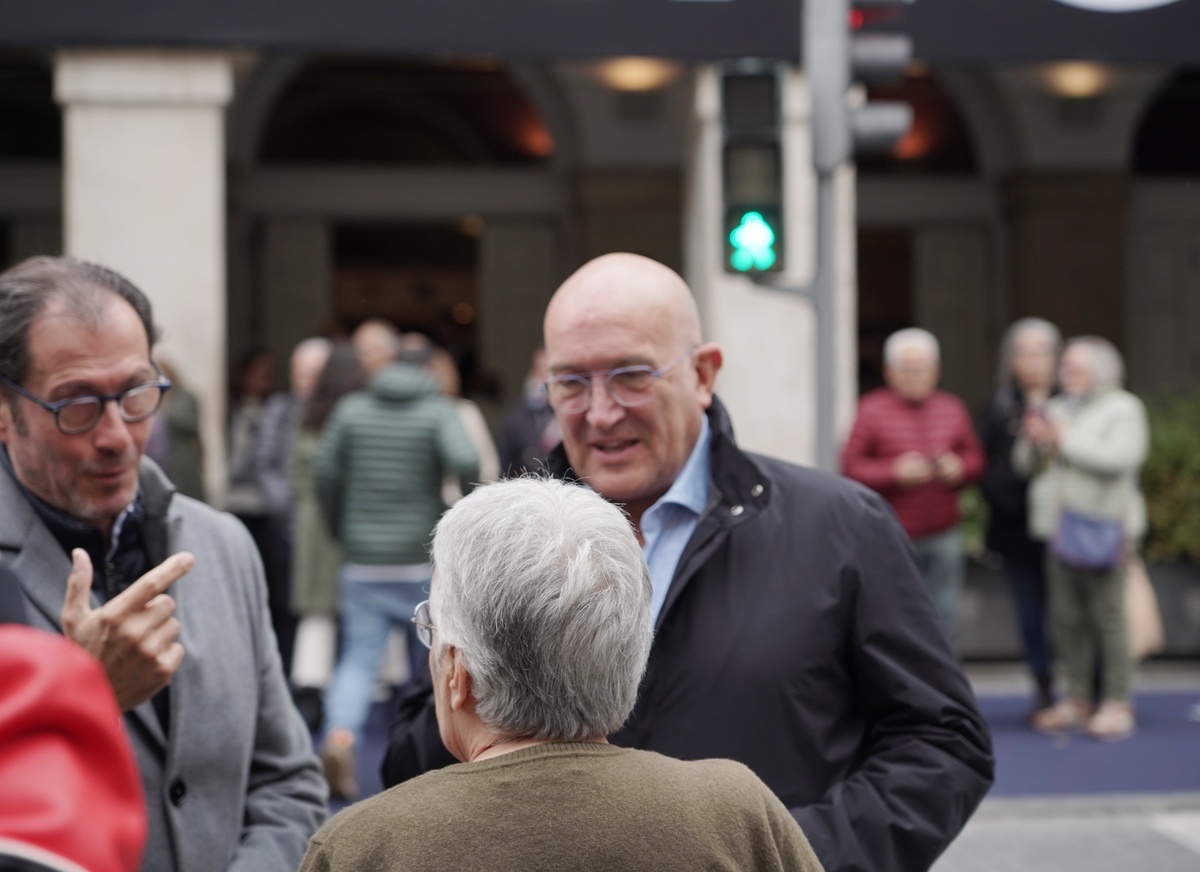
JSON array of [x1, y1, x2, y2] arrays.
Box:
[[384, 254, 993, 872]]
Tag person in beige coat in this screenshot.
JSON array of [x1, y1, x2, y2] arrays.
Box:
[[1014, 336, 1149, 741]]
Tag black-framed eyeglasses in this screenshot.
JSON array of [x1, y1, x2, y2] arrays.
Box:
[[0, 362, 172, 436], [542, 345, 697, 415], [412, 600, 435, 649]]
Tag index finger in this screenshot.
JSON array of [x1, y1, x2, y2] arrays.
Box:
[[107, 552, 196, 617]]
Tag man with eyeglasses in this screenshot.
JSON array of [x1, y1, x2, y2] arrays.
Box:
[[0, 256, 326, 872], [385, 252, 993, 872]]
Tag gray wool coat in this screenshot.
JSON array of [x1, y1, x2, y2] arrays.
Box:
[[0, 457, 327, 872]]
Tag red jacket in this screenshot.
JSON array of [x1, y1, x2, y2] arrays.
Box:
[[0, 626, 146, 872], [841, 388, 985, 538]]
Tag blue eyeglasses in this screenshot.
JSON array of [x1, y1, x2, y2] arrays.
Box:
[[0, 363, 172, 436]]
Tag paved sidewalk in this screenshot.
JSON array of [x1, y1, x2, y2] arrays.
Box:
[[935, 661, 1200, 872], [934, 793, 1200, 872]]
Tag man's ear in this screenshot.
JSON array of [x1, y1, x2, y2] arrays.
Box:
[[449, 651, 472, 711], [693, 342, 723, 409]]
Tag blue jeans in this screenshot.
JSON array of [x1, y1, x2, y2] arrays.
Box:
[[1003, 547, 1053, 681], [911, 526, 964, 642], [322, 576, 430, 744]]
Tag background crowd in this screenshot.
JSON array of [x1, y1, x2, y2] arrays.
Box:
[[0, 250, 1164, 872]]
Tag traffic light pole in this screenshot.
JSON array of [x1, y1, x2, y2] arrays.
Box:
[[753, 0, 846, 473]]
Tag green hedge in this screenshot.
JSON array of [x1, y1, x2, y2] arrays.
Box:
[[1141, 391, 1200, 563]]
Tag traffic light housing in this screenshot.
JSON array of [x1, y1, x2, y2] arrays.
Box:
[[850, 0, 914, 157], [808, 0, 915, 172], [720, 65, 785, 274]]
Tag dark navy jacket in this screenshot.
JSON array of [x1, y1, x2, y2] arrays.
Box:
[[383, 398, 994, 872]]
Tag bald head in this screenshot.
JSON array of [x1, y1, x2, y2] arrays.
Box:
[[542, 253, 721, 527], [352, 319, 400, 377], [545, 254, 702, 353], [291, 337, 332, 402]]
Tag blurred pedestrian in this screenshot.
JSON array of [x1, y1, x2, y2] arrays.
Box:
[[422, 340, 499, 501], [300, 478, 824, 872], [289, 340, 365, 730], [314, 326, 479, 799], [978, 318, 1061, 715], [146, 358, 206, 503], [224, 347, 276, 574], [497, 347, 559, 476], [256, 338, 332, 678], [842, 327, 985, 639], [1016, 337, 1149, 741]]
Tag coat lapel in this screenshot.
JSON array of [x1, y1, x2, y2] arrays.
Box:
[[0, 464, 169, 750]]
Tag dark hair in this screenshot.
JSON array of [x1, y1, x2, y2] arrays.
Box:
[[0, 256, 157, 385], [396, 332, 436, 367], [302, 339, 366, 430]]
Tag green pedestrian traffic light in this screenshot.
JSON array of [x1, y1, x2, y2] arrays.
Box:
[[720, 65, 785, 274], [728, 210, 778, 272]]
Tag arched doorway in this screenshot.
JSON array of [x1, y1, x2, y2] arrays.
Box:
[[229, 55, 571, 412]]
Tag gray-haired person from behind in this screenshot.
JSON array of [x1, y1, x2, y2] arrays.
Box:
[[299, 477, 825, 872]]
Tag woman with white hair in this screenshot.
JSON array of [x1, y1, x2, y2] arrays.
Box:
[[300, 478, 823, 872], [1014, 337, 1149, 741], [978, 318, 1061, 716]]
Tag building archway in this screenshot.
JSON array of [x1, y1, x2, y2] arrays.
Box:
[[1133, 68, 1200, 175], [855, 69, 992, 405], [228, 55, 575, 410]]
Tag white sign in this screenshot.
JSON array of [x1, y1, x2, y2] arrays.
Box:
[[1053, 0, 1183, 11]]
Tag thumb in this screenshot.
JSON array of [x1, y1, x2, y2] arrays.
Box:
[[62, 548, 95, 625]]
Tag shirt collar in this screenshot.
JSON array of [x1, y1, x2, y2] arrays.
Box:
[[0, 445, 141, 561], [647, 414, 711, 519]]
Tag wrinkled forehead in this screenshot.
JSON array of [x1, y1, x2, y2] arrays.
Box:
[[27, 295, 150, 368]]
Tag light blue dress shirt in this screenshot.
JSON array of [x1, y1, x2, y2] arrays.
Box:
[[640, 415, 712, 624]]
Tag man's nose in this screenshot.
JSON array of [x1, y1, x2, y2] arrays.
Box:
[[585, 377, 624, 428], [91, 400, 134, 449]]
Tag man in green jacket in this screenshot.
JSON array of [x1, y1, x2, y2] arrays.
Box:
[[314, 328, 478, 798]]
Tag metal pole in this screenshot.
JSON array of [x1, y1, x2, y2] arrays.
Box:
[[807, 0, 847, 473], [752, 0, 845, 472], [813, 169, 838, 473]]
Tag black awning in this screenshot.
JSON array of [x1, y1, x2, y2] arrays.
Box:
[[0, 0, 1197, 64]]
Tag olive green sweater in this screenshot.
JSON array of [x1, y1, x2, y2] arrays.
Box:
[[299, 743, 824, 872]]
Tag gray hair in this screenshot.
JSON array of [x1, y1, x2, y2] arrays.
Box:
[[1067, 335, 1125, 392], [0, 256, 157, 386], [995, 317, 1062, 387], [429, 477, 653, 742], [293, 336, 332, 362], [351, 318, 401, 361], [884, 327, 939, 368]]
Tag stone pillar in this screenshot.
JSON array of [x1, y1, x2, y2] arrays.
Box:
[[262, 217, 333, 376], [684, 65, 855, 467], [478, 220, 563, 414], [56, 51, 233, 502]]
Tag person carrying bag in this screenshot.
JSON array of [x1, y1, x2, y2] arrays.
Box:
[[1013, 337, 1149, 742]]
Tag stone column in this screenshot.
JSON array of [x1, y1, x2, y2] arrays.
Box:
[[262, 217, 333, 373], [56, 51, 233, 503], [478, 220, 563, 415]]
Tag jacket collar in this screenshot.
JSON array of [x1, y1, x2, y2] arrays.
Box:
[[546, 396, 772, 623], [547, 396, 768, 510]]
